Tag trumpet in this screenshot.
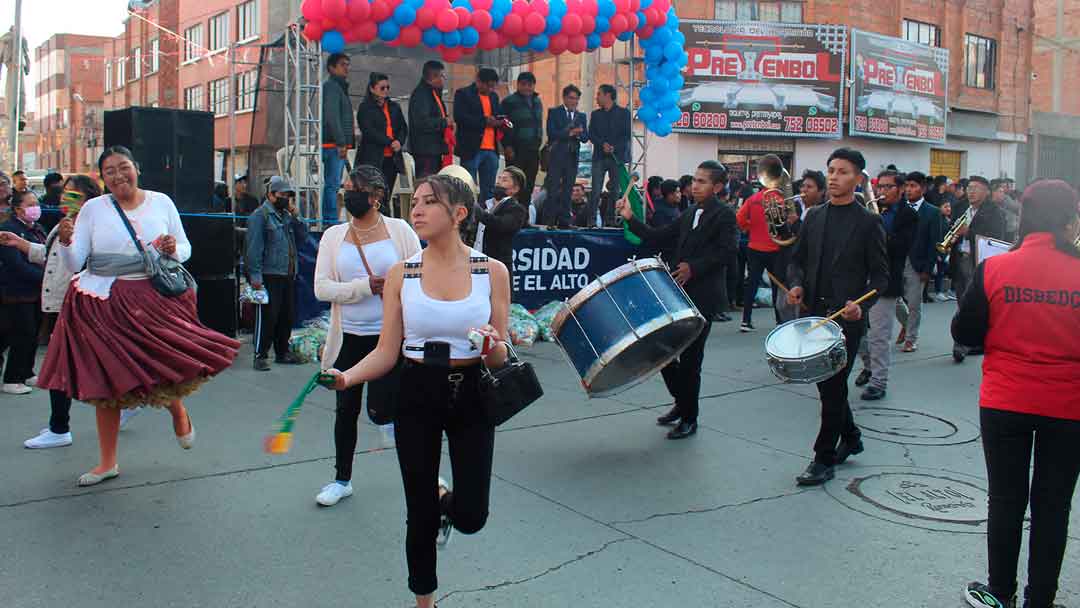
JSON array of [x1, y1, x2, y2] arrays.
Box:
[[862, 194, 884, 214], [937, 207, 974, 254]]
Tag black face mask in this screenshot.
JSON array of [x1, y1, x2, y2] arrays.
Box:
[[344, 190, 372, 218], [492, 186, 509, 201], [272, 196, 290, 210]]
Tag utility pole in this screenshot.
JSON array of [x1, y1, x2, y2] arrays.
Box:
[[7, 0, 23, 172]]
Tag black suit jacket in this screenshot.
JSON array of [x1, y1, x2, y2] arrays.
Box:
[[882, 203, 919, 297], [356, 98, 408, 168], [626, 196, 737, 317], [474, 197, 527, 271], [408, 81, 449, 155], [965, 202, 1008, 253], [546, 106, 588, 162], [454, 83, 501, 161], [908, 200, 944, 273], [787, 201, 889, 316]]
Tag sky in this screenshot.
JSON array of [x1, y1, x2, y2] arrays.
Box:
[[0, 0, 130, 104]]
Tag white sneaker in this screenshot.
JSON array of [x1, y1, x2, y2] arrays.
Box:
[[2, 383, 32, 395], [24, 429, 73, 449], [119, 408, 141, 430], [25, 375, 38, 387], [436, 476, 453, 547], [316, 482, 354, 506]]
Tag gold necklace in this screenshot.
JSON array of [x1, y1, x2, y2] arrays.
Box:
[[350, 214, 383, 237]]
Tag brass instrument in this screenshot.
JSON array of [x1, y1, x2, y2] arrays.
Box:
[[759, 164, 798, 247], [1074, 231, 1080, 252], [937, 207, 974, 254], [861, 172, 879, 214]]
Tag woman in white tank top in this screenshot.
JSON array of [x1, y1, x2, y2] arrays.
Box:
[[323, 173, 511, 608]]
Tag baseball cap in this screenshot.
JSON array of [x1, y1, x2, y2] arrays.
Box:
[[267, 175, 296, 193]]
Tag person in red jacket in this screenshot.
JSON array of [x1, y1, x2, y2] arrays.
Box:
[[736, 155, 784, 332], [953, 179, 1080, 608]]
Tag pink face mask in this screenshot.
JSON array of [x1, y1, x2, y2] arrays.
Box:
[[21, 205, 42, 223]]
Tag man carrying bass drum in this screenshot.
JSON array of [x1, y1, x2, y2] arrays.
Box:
[[786, 148, 888, 486]]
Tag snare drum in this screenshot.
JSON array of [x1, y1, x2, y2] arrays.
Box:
[[551, 258, 706, 397], [765, 317, 847, 384]]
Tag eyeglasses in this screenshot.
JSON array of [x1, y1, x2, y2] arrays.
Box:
[[877, 184, 899, 189], [376, 84, 390, 91]]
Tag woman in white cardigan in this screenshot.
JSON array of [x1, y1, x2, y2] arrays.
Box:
[[313, 165, 421, 507]]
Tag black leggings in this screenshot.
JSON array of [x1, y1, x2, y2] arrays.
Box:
[[331, 333, 396, 482], [395, 360, 495, 595], [980, 407, 1080, 606]]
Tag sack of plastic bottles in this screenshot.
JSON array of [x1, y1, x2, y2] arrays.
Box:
[[508, 304, 539, 346], [532, 301, 565, 342]]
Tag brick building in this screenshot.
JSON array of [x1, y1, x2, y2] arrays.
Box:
[[103, 0, 181, 111], [32, 34, 114, 174], [1024, 0, 1080, 186]]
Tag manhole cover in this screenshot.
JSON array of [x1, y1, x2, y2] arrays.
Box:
[[855, 407, 979, 446], [826, 467, 989, 533]]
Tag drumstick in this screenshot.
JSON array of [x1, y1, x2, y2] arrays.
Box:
[[765, 270, 808, 312], [806, 289, 878, 332]]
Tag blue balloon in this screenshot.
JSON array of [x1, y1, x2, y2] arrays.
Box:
[[663, 41, 681, 60], [598, 0, 615, 18], [495, 0, 512, 15], [675, 53, 688, 68], [636, 11, 646, 27], [529, 34, 549, 52], [673, 31, 685, 45], [586, 33, 601, 50], [639, 87, 654, 104], [408, 0, 425, 7], [461, 26, 480, 47], [514, 44, 530, 53], [393, 5, 416, 25], [550, 0, 567, 16], [443, 30, 462, 47], [546, 15, 561, 35], [452, 0, 472, 7], [422, 27, 442, 47], [644, 45, 662, 62], [663, 107, 682, 123], [660, 61, 680, 78], [654, 123, 672, 137], [645, 65, 663, 82], [617, 30, 633, 41], [667, 75, 684, 90], [321, 30, 346, 54], [378, 20, 400, 41], [492, 13, 505, 28], [651, 26, 671, 46], [594, 16, 610, 33], [639, 0, 652, 7]]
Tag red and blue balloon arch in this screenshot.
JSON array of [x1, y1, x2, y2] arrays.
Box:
[[300, 0, 687, 136]]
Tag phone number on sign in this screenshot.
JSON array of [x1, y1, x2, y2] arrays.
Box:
[[676, 112, 836, 133]]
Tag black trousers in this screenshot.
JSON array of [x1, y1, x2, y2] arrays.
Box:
[[39, 312, 74, 434], [395, 361, 494, 595], [508, 146, 540, 209], [379, 156, 399, 216], [331, 333, 398, 482], [413, 155, 442, 180], [659, 320, 712, 423], [980, 407, 1080, 606], [541, 155, 576, 227], [254, 275, 295, 360], [0, 300, 40, 384], [742, 249, 779, 325], [812, 315, 864, 465]]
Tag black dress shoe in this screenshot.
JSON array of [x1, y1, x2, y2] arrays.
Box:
[[656, 406, 681, 426], [275, 353, 304, 365], [860, 386, 886, 401], [796, 461, 834, 486], [854, 369, 872, 387], [835, 439, 864, 464], [953, 346, 967, 363], [666, 420, 697, 440], [713, 312, 732, 322]]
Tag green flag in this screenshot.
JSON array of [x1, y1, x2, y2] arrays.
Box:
[[616, 164, 644, 245]]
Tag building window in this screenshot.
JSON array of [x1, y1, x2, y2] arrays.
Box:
[[149, 39, 159, 73], [210, 77, 230, 116], [105, 62, 112, 92], [964, 33, 996, 89], [184, 85, 205, 111], [209, 12, 230, 52], [238, 0, 259, 41], [132, 47, 141, 80], [903, 19, 940, 47], [184, 24, 203, 62], [116, 60, 125, 88], [715, 1, 802, 22], [236, 70, 257, 111]]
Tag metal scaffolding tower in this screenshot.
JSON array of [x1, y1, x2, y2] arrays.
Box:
[[613, 39, 648, 179], [282, 24, 323, 226]]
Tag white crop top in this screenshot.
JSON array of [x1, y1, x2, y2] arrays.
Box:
[[400, 248, 492, 360], [338, 239, 399, 336]]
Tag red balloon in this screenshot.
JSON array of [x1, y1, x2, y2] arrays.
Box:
[[321, 18, 340, 33], [580, 14, 595, 33], [454, 6, 471, 25], [524, 12, 545, 35], [479, 29, 500, 49], [630, 0, 640, 11], [302, 0, 324, 22], [472, 10, 493, 32], [626, 13, 638, 30], [400, 24, 423, 46], [436, 9, 459, 31], [549, 33, 568, 53], [566, 0, 582, 13], [653, 0, 670, 13], [303, 20, 324, 41], [425, 0, 449, 9], [348, 0, 371, 21], [343, 27, 361, 42], [581, 0, 598, 15], [442, 47, 463, 61], [512, 33, 529, 47], [511, 0, 529, 14], [473, 0, 493, 9], [357, 20, 378, 42], [613, 0, 629, 13], [637, 24, 653, 39], [568, 35, 587, 53], [562, 13, 582, 35], [610, 13, 628, 33], [533, 0, 550, 16], [501, 13, 524, 36], [371, 0, 392, 21], [416, 7, 436, 28], [600, 31, 616, 47]]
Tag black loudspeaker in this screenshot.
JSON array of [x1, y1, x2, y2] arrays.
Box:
[[104, 107, 214, 212], [195, 276, 238, 338], [181, 214, 236, 276]]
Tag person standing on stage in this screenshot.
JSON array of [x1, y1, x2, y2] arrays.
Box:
[[312, 165, 421, 507], [0, 188, 45, 396], [541, 85, 588, 227], [321, 53, 354, 224], [356, 72, 408, 213], [323, 173, 510, 608], [246, 176, 308, 372], [617, 161, 737, 440], [854, 170, 917, 401], [894, 171, 943, 352], [786, 148, 888, 485], [500, 72, 544, 208], [955, 180, 1080, 608], [951, 175, 1007, 363], [588, 84, 631, 229], [36, 146, 240, 486], [472, 166, 527, 277], [454, 68, 502, 206], [409, 61, 453, 180], [736, 154, 785, 332]]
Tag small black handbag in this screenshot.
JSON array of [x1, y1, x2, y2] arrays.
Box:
[[480, 342, 543, 427], [111, 196, 196, 298]]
